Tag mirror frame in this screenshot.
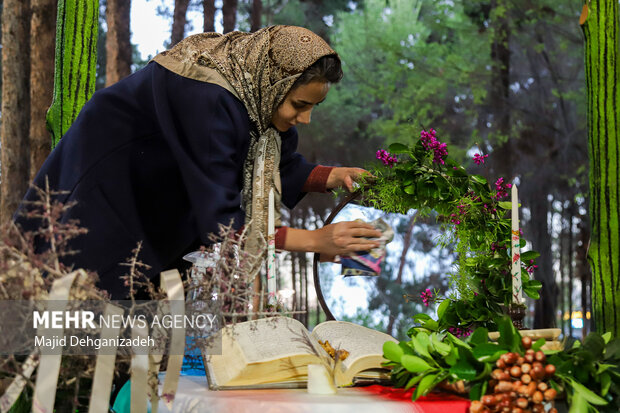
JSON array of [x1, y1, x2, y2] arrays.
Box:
[[312, 190, 364, 321]]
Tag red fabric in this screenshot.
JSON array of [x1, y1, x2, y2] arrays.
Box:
[[301, 165, 334, 193], [357, 385, 470, 413], [275, 226, 287, 250]]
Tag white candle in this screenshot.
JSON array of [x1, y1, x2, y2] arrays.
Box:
[[511, 184, 523, 305], [307, 364, 337, 394], [267, 188, 277, 305]]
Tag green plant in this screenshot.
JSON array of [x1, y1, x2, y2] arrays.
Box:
[[364, 129, 541, 332], [383, 316, 620, 412]]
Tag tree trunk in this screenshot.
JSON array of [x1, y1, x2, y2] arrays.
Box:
[[171, 0, 190, 47], [29, 0, 57, 180], [1, 0, 31, 225], [222, 0, 237, 33], [105, 0, 131, 86], [533, 194, 557, 329], [582, 0, 620, 337], [203, 0, 215, 32], [46, 0, 99, 147], [250, 0, 261, 32], [559, 204, 565, 336], [568, 206, 574, 337]]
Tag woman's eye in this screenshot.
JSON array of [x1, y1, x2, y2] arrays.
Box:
[[292, 102, 307, 109]]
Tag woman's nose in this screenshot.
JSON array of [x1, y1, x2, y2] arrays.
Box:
[[297, 110, 311, 124]]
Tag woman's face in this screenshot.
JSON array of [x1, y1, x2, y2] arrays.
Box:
[[271, 80, 330, 132]]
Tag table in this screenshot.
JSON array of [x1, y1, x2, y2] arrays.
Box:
[[157, 375, 470, 413]]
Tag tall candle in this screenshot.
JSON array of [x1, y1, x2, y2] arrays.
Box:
[[267, 188, 277, 305], [511, 184, 523, 305]]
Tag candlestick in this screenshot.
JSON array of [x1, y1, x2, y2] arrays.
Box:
[[511, 184, 523, 305], [267, 188, 277, 305]]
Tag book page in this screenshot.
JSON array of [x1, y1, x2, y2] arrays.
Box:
[[311, 321, 397, 370], [226, 316, 323, 363]]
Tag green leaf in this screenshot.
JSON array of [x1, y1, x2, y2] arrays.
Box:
[[600, 372, 611, 396], [520, 251, 540, 262], [497, 201, 512, 209], [412, 373, 438, 401], [568, 391, 589, 413], [472, 343, 504, 362], [430, 334, 451, 356], [401, 354, 433, 373], [404, 374, 424, 390], [497, 316, 520, 352], [449, 357, 477, 381], [470, 175, 488, 185], [568, 378, 608, 405], [531, 338, 546, 351], [388, 142, 409, 154], [523, 287, 540, 300], [469, 381, 487, 401], [469, 327, 489, 345], [437, 299, 450, 319], [445, 346, 459, 366], [383, 341, 404, 362], [584, 333, 606, 358], [601, 332, 612, 344], [411, 333, 432, 359], [404, 184, 416, 195]]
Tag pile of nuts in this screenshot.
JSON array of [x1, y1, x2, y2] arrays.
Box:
[[469, 337, 558, 413]]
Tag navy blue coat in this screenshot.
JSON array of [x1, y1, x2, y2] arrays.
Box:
[[16, 62, 316, 297]]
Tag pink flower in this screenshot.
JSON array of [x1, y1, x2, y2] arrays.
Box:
[[493, 177, 512, 199], [473, 153, 488, 165], [376, 149, 398, 168], [448, 326, 472, 338], [420, 288, 433, 307], [420, 128, 448, 164]]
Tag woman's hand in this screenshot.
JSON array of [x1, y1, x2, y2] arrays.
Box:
[[326, 167, 371, 192], [282, 222, 381, 260]]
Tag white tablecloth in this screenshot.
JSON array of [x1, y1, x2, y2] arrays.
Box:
[[157, 375, 415, 413]]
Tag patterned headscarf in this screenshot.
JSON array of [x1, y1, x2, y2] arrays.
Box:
[[153, 26, 337, 256]]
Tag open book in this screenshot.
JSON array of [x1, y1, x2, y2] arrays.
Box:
[[202, 316, 397, 389]]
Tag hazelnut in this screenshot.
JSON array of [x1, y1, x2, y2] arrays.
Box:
[[496, 358, 507, 369], [521, 336, 532, 349], [545, 364, 556, 377], [549, 408, 558, 413], [526, 382, 537, 397], [535, 351, 546, 362], [511, 408, 523, 413], [532, 390, 544, 403], [470, 400, 484, 413], [537, 382, 548, 391], [495, 381, 513, 393], [482, 395, 495, 405], [510, 366, 522, 377], [516, 397, 528, 408], [532, 364, 545, 380], [516, 356, 525, 365], [521, 363, 531, 374], [521, 373, 532, 384], [544, 388, 557, 401], [524, 353, 535, 363], [532, 404, 545, 413]]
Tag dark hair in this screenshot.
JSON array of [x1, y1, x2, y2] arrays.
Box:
[[292, 55, 343, 88]]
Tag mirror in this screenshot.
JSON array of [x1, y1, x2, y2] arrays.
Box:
[[314, 199, 454, 340]]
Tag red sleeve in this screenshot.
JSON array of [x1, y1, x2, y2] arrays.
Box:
[[275, 226, 288, 250], [302, 165, 334, 193]]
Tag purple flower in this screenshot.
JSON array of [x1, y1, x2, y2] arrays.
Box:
[[420, 288, 433, 307], [448, 326, 472, 338], [420, 128, 448, 164], [493, 177, 512, 200], [376, 149, 398, 168], [473, 153, 489, 165]]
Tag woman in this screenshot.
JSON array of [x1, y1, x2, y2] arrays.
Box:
[[15, 26, 380, 298]]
